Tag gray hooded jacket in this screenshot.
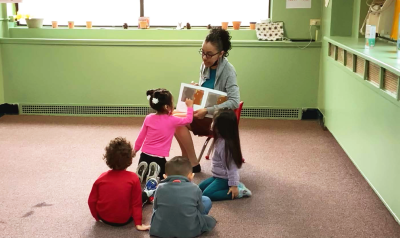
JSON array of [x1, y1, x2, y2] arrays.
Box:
[[199, 57, 240, 115], [150, 175, 217, 238]]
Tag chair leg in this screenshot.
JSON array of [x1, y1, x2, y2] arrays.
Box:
[[205, 138, 214, 160], [198, 137, 212, 163]]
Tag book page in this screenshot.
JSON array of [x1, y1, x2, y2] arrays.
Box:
[[176, 83, 227, 118]]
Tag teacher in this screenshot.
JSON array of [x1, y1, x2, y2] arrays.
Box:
[[175, 28, 240, 173]]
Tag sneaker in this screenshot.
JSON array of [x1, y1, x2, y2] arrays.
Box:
[[145, 178, 158, 191], [136, 161, 148, 183], [192, 164, 201, 173], [142, 178, 159, 207], [146, 162, 161, 183], [144, 178, 158, 198], [237, 182, 252, 198]]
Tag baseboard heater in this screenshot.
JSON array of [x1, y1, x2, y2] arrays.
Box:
[[19, 104, 302, 120]]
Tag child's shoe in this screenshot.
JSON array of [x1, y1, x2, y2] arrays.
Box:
[[136, 161, 148, 183], [146, 162, 161, 183], [142, 178, 158, 206], [237, 182, 252, 198], [145, 178, 158, 191]]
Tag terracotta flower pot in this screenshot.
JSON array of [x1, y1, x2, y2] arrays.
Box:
[[51, 21, 58, 28], [86, 21, 92, 29], [68, 21, 74, 29], [221, 22, 228, 30], [250, 22, 256, 30], [232, 21, 241, 30], [139, 21, 147, 29]]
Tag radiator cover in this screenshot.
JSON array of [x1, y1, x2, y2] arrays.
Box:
[[19, 104, 302, 120]]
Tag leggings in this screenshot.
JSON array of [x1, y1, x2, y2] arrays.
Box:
[[199, 177, 232, 201]]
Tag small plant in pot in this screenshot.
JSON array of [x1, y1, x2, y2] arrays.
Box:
[[16, 13, 44, 29], [25, 17, 44, 28]]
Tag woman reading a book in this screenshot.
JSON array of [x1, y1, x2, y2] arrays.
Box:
[[175, 28, 240, 173]]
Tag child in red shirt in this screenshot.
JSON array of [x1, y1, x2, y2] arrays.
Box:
[[88, 137, 149, 230]]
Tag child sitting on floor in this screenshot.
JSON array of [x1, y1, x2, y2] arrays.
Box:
[[134, 88, 193, 183], [199, 109, 252, 201], [150, 156, 216, 238], [88, 137, 149, 230]]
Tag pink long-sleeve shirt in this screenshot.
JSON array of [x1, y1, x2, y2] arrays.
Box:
[[134, 108, 193, 157]]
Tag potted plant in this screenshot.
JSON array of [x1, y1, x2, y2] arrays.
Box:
[[16, 13, 44, 28]]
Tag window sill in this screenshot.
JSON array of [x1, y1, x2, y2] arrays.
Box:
[[5, 27, 321, 48], [2, 27, 322, 48], [324, 36, 400, 75], [0, 37, 322, 47], [325, 36, 400, 107]]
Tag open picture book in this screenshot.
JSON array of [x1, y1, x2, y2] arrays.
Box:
[[175, 83, 228, 118]]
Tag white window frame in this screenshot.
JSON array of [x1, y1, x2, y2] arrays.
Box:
[[15, 0, 270, 27]]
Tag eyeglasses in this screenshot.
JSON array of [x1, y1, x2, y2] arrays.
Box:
[[199, 48, 220, 59]]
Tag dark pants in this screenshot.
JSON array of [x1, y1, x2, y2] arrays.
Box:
[[138, 153, 167, 180], [99, 216, 133, 227]]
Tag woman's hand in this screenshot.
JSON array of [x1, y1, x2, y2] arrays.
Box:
[[132, 149, 137, 158], [191, 81, 199, 86], [136, 224, 150, 231], [194, 108, 208, 119], [185, 98, 194, 108], [227, 186, 239, 200]]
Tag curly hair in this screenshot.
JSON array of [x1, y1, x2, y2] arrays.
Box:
[[103, 137, 133, 170], [146, 88, 173, 114], [205, 28, 232, 57]]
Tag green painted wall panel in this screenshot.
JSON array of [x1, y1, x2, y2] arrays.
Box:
[[2, 44, 320, 108], [319, 0, 400, 223], [0, 3, 6, 104], [1, 0, 322, 108], [319, 55, 400, 223], [271, 0, 322, 39], [0, 46, 3, 104], [331, 0, 354, 36], [9, 28, 259, 41]]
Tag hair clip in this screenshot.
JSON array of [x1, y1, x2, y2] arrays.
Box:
[[152, 98, 159, 104]]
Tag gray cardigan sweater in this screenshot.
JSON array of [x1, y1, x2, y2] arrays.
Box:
[[199, 57, 240, 115], [150, 176, 216, 238]]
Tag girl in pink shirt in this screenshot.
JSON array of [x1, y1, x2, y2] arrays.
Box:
[[133, 88, 193, 183]]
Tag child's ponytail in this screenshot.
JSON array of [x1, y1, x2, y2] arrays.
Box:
[[146, 88, 173, 114]]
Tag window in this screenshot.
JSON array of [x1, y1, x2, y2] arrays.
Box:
[[145, 0, 270, 26], [17, 0, 270, 27], [17, 0, 139, 26]]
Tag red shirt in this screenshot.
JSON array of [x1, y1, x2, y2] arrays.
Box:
[[88, 170, 142, 225]]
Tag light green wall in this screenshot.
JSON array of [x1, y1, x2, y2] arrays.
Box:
[[354, 0, 369, 39], [331, 0, 354, 36], [319, 2, 400, 223], [271, 0, 321, 39], [0, 4, 6, 104], [9, 28, 259, 40], [2, 41, 320, 108], [0, 1, 322, 108], [0, 46, 3, 104]]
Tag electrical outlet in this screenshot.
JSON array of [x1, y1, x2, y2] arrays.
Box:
[[310, 19, 321, 26]]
